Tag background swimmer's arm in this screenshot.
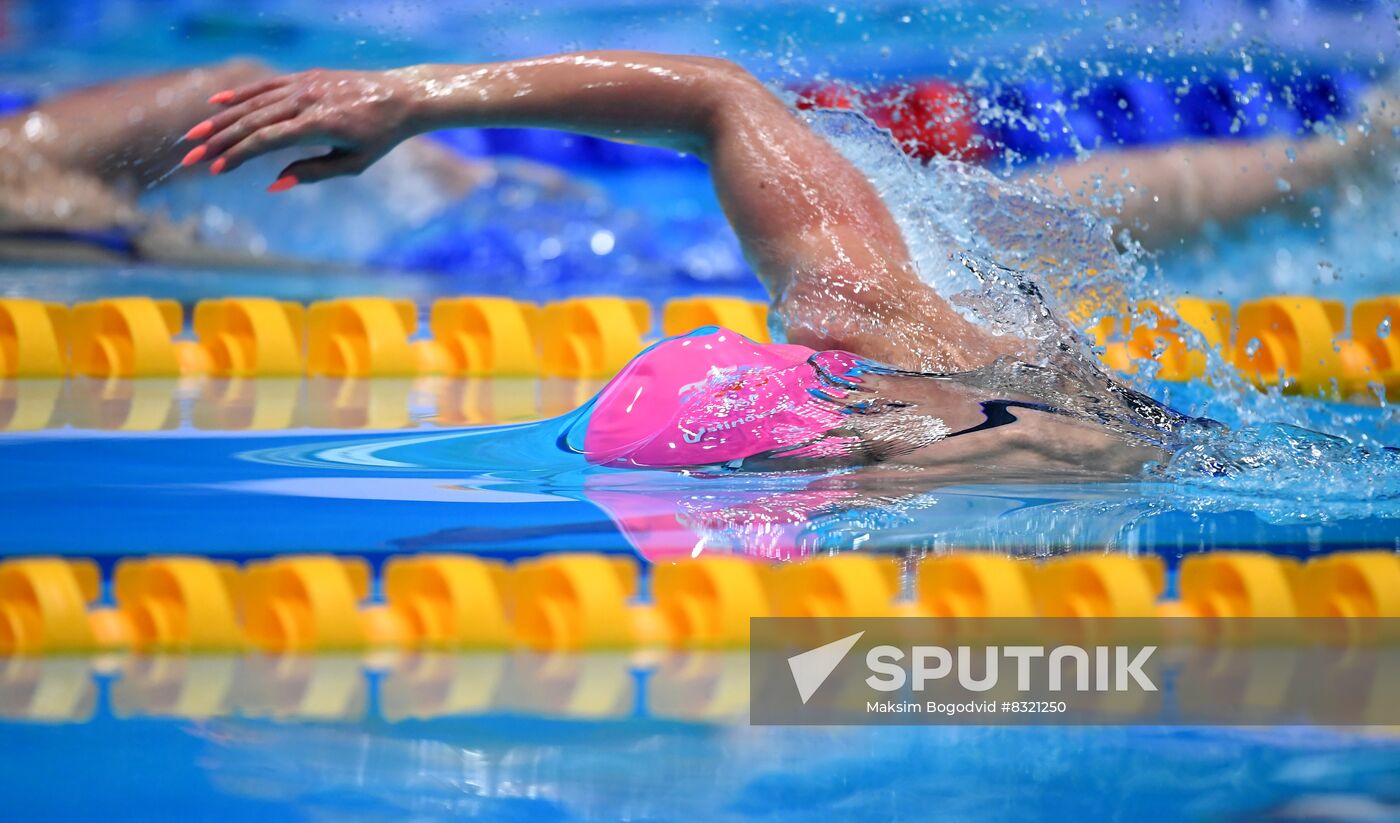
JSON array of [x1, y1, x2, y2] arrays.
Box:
[[190, 51, 1013, 370], [3, 59, 271, 188], [1030, 88, 1398, 247]]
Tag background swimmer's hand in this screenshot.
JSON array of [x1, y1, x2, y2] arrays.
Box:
[[182, 69, 422, 190]]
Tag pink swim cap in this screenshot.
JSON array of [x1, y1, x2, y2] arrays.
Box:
[[581, 327, 864, 468]]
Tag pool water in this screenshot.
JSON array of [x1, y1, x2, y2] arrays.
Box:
[[3, 368, 1397, 819], [2, 377, 1399, 560], [4, 695, 1398, 821], [4, 0, 1400, 820]]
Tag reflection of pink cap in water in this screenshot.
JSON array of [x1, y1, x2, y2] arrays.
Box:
[[581, 470, 862, 561], [582, 327, 866, 468]]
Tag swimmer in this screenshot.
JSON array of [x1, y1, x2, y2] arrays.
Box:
[[185, 51, 1219, 479], [0, 59, 558, 265], [795, 77, 1400, 248], [7, 56, 1391, 264], [0, 60, 270, 263]]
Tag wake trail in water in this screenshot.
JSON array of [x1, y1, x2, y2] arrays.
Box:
[[792, 107, 1400, 510]]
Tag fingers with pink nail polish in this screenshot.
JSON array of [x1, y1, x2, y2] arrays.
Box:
[[209, 91, 235, 105], [184, 120, 214, 141], [266, 176, 298, 193], [210, 158, 227, 175], [181, 145, 207, 167]]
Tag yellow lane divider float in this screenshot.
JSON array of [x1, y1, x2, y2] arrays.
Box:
[[418, 296, 539, 376], [5, 294, 1400, 431], [1, 550, 1395, 655], [1093, 294, 1400, 393], [186, 298, 306, 377], [1094, 296, 1230, 382], [1, 551, 1394, 724], [0, 298, 69, 377], [0, 295, 766, 381], [4, 293, 1398, 395], [70, 297, 185, 378], [662, 295, 770, 343]]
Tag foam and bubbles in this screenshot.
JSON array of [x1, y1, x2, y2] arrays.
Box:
[[792, 105, 1400, 517]]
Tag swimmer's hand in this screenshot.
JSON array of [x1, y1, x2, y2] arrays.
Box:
[[182, 69, 423, 190]]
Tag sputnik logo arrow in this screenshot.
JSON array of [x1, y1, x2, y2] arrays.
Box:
[[787, 631, 864, 704]]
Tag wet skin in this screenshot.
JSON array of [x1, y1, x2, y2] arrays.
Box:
[[177, 50, 1199, 477], [183, 52, 1018, 373]]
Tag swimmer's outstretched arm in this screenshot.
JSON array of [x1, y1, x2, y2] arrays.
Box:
[[187, 51, 1013, 371]]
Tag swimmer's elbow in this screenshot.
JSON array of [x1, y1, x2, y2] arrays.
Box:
[[682, 55, 751, 80], [687, 59, 784, 149]]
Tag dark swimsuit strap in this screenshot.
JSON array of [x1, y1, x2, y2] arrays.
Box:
[[0, 227, 142, 259], [943, 399, 1060, 439]]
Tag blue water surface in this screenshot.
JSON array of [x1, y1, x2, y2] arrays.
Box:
[[2, 376, 1397, 562], [4, 1, 1400, 820], [3, 703, 1397, 821]]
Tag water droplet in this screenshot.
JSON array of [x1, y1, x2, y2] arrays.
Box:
[[590, 230, 615, 255]]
